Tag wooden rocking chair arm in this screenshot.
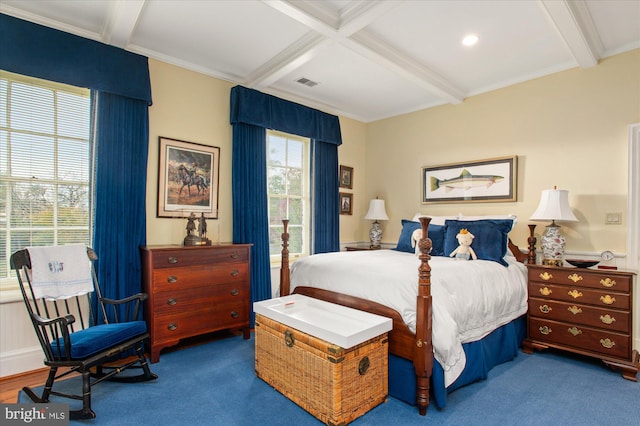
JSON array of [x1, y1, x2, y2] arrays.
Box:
[[101, 292, 148, 306], [31, 312, 76, 328]]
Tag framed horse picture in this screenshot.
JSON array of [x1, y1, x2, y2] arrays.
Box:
[[157, 137, 220, 218]]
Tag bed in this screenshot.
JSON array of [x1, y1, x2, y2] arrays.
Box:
[[279, 216, 536, 415]]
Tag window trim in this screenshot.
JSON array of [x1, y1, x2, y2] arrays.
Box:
[[266, 130, 311, 264]]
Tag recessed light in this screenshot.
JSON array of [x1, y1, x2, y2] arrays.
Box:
[[462, 34, 479, 47]]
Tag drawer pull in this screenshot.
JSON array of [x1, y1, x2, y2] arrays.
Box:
[[600, 338, 615, 349], [230, 311, 239, 319], [167, 275, 177, 283], [567, 327, 582, 337], [230, 289, 239, 296], [539, 272, 553, 281], [600, 295, 616, 305], [167, 256, 178, 264], [599, 278, 616, 288], [539, 326, 552, 335], [600, 314, 616, 325], [567, 273, 583, 283], [167, 323, 177, 331], [167, 298, 177, 306], [230, 252, 239, 259], [539, 304, 552, 314], [230, 269, 239, 277], [539, 287, 552, 296], [567, 290, 583, 299], [567, 305, 582, 315]]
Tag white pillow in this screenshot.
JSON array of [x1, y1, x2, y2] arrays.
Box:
[[411, 213, 459, 226], [457, 214, 518, 224], [411, 213, 517, 226]]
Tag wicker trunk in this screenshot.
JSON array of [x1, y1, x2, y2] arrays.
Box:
[[255, 314, 389, 425]]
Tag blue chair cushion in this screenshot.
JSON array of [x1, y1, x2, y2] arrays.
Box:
[[50, 321, 147, 359]]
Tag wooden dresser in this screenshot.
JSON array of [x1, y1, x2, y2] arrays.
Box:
[[523, 264, 638, 381], [140, 244, 252, 363]]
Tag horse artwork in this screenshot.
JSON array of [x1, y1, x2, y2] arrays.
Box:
[[177, 164, 208, 198], [157, 137, 220, 218]]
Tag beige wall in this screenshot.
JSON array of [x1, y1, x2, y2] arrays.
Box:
[[366, 49, 640, 255], [146, 51, 639, 254], [145, 59, 369, 246], [146, 60, 235, 245]]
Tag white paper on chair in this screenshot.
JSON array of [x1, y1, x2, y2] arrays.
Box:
[[26, 244, 93, 300]]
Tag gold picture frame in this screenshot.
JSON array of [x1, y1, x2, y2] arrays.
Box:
[[339, 192, 353, 215], [339, 165, 353, 189]]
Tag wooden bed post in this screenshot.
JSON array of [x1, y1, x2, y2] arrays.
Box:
[[280, 219, 291, 297], [527, 224, 537, 265], [414, 216, 433, 415]]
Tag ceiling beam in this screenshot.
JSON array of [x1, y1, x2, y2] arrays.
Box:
[[540, 0, 603, 68], [261, 0, 464, 103], [245, 32, 331, 88], [102, 0, 146, 48]]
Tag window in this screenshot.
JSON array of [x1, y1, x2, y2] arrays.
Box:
[[267, 130, 310, 261], [0, 71, 91, 290]]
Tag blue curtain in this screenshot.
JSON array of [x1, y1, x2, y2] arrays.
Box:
[[0, 14, 152, 104], [230, 86, 342, 319], [231, 123, 271, 324], [1, 14, 152, 321], [312, 140, 340, 253], [91, 92, 149, 322]]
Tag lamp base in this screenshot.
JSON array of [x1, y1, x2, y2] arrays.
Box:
[[369, 221, 382, 249], [542, 258, 563, 267], [540, 223, 565, 267]]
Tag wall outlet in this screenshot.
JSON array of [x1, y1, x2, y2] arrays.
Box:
[[605, 212, 622, 224]]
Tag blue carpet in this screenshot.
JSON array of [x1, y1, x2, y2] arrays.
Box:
[[19, 334, 639, 425]]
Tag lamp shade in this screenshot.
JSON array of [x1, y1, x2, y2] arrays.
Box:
[[529, 189, 578, 222], [364, 199, 389, 221]]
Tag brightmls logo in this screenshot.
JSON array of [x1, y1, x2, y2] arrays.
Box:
[[2, 404, 68, 425]]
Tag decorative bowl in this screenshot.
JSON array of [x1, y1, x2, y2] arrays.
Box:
[[566, 259, 599, 268]]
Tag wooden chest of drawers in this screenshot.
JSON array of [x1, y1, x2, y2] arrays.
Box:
[[523, 264, 638, 381], [141, 244, 251, 362]]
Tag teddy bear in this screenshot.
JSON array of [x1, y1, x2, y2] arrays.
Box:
[[449, 228, 477, 260], [410, 228, 422, 256]]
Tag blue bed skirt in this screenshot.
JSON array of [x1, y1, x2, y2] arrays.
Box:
[[388, 315, 526, 408]]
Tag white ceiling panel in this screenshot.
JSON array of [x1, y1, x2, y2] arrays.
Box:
[[271, 41, 443, 121], [2, 0, 638, 122]]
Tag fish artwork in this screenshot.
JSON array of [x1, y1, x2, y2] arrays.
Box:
[[430, 169, 504, 192]]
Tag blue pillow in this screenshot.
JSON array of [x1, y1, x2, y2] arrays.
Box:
[[393, 220, 445, 256], [443, 219, 514, 266]]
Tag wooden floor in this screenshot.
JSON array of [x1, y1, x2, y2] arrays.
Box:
[[0, 367, 51, 403]]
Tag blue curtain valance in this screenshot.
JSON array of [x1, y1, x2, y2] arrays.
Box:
[[230, 85, 342, 146], [0, 14, 152, 104]]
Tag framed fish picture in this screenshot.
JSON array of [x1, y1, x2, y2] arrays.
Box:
[[422, 156, 517, 203]]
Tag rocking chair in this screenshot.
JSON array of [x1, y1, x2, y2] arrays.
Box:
[[10, 245, 158, 420]]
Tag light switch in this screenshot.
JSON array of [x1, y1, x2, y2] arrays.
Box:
[[605, 212, 621, 224]]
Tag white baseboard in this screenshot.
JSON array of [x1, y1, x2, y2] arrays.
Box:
[[0, 346, 44, 378]]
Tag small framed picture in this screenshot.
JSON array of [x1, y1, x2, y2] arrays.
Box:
[[339, 192, 353, 215], [339, 165, 353, 189]]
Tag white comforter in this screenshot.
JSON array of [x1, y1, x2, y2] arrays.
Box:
[[290, 250, 528, 387]]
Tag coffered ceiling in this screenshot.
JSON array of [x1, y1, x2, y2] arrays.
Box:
[[2, 0, 638, 122]]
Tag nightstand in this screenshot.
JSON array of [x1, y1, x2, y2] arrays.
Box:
[[345, 246, 379, 251], [523, 264, 639, 381]]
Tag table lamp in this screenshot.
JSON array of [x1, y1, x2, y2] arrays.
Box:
[[364, 198, 389, 249], [529, 187, 578, 266]]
